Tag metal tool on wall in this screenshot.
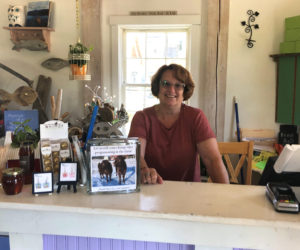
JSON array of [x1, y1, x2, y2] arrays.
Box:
[[241, 10, 260, 48]]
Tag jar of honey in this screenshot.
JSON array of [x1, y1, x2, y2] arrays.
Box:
[[1, 168, 24, 195]]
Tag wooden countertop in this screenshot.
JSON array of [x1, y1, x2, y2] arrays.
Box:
[[0, 181, 297, 224], [1, 181, 300, 249]]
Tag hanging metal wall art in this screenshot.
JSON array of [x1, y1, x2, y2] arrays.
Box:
[[241, 10, 260, 48]]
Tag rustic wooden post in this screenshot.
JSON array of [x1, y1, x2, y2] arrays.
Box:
[[204, 0, 229, 141]]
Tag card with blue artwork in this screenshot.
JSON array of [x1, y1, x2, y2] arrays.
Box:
[[26, 1, 54, 27], [4, 109, 39, 132]]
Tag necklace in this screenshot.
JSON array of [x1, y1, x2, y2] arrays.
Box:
[[155, 104, 181, 115], [154, 104, 182, 129]]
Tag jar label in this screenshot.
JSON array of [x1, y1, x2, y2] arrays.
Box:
[[41, 146, 51, 155], [60, 149, 70, 158], [51, 143, 60, 151]]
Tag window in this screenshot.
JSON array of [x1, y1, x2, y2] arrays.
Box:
[[123, 29, 188, 130], [110, 15, 201, 135]]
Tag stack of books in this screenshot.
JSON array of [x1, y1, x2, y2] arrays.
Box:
[[241, 128, 277, 153], [240, 128, 277, 172]]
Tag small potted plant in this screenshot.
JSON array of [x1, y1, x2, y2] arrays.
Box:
[[68, 42, 93, 76]]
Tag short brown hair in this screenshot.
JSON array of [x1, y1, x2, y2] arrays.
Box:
[[151, 64, 195, 101]]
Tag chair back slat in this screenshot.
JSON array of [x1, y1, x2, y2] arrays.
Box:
[[218, 142, 250, 154], [218, 141, 254, 185], [234, 154, 246, 176], [223, 154, 238, 183]]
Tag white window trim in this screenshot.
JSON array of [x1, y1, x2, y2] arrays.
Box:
[[110, 15, 201, 108]]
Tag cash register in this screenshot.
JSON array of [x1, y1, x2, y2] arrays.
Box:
[[259, 145, 300, 186]]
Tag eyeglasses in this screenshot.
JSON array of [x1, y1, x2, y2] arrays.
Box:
[[160, 80, 185, 90]]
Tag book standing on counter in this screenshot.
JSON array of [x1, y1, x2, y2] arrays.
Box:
[[4, 110, 39, 132], [86, 138, 140, 194]]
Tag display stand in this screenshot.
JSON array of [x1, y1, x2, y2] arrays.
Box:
[[56, 162, 78, 193]]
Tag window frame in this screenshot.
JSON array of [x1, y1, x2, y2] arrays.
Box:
[[122, 28, 189, 112], [110, 15, 201, 110]]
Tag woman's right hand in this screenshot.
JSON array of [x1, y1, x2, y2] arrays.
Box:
[[138, 137, 163, 184], [141, 167, 163, 184]]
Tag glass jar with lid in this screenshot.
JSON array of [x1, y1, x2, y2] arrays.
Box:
[[1, 168, 24, 195]]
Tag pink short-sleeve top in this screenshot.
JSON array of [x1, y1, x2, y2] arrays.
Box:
[[128, 104, 215, 182]]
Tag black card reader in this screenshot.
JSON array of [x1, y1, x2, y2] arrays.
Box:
[[266, 182, 299, 213]]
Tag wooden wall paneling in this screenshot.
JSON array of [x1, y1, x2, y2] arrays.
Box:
[[56, 235, 68, 250], [295, 55, 300, 125], [42, 235, 195, 250], [66, 236, 79, 249], [81, 0, 102, 103], [277, 56, 295, 124]]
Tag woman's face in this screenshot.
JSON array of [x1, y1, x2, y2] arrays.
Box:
[[158, 70, 185, 109]]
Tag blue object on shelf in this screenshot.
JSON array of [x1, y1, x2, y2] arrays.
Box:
[[0, 235, 10, 250], [83, 105, 99, 150], [4, 109, 39, 132]]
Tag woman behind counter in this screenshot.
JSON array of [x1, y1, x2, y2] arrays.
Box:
[[129, 64, 229, 184]]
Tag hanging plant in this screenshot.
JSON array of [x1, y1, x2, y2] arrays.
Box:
[[68, 42, 93, 76], [68, 0, 93, 80]]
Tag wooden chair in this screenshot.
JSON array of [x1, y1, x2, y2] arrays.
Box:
[[208, 141, 254, 185]]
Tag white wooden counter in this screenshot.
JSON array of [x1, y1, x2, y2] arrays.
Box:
[[0, 181, 300, 250]]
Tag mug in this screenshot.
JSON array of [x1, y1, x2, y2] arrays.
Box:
[[8, 5, 26, 27]]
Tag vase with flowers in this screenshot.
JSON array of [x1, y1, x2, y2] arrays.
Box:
[[11, 119, 39, 184]]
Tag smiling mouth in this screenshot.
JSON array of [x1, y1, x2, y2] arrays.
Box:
[[165, 94, 176, 98]]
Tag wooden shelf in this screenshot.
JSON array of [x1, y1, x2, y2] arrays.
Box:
[[3, 26, 55, 51], [270, 53, 300, 61]]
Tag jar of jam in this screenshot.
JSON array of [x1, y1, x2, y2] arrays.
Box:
[[19, 142, 35, 184], [1, 168, 24, 195]]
